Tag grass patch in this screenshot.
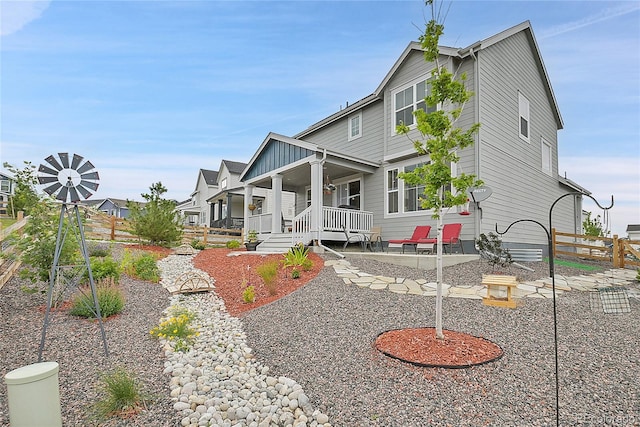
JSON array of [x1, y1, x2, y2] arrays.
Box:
[[544, 257, 601, 271], [89, 368, 147, 422]]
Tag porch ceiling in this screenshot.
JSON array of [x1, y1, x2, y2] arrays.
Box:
[[250, 160, 374, 192]]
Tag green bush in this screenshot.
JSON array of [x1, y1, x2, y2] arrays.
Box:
[[256, 260, 279, 295], [191, 239, 206, 250], [121, 250, 160, 283], [87, 242, 111, 258], [150, 306, 198, 352], [226, 240, 241, 249], [126, 182, 183, 247], [85, 256, 121, 284], [90, 368, 146, 422], [283, 243, 310, 268], [242, 285, 255, 303], [69, 281, 125, 318], [291, 269, 300, 279]]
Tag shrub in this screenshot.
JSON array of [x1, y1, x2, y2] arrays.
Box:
[[283, 243, 310, 269], [242, 285, 255, 303], [256, 260, 279, 295], [150, 307, 198, 352], [226, 240, 241, 249], [126, 182, 183, 247], [121, 250, 160, 283], [90, 368, 146, 422], [69, 280, 125, 318], [291, 269, 300, 279], [191, 239, 205, 250], [87, 242, 111, 258], [85, 256, 121, 284]]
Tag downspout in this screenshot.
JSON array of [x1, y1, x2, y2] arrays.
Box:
[[469, 46, 482, 237]]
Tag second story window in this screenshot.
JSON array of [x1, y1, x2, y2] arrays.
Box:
[[393, 75, 436, 130], [519, 91, 530, 142], [348, 111, 362, 141]]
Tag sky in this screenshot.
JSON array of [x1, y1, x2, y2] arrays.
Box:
[[0, 0, 638, 237]]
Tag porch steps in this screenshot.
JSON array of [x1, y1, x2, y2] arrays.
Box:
[[257, 233, 297, 253]]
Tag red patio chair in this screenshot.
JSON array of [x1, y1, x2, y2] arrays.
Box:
[[416, 223, 464, 254], [387, 225, 432, 253]]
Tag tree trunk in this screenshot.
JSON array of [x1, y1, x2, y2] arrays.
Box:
[[435, 204, 445, 340]]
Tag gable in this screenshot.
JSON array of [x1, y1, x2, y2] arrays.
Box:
[[242, 134, 316, 181]]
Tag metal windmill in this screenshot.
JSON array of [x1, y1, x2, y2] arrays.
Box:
[[37, 153, 108, 361]]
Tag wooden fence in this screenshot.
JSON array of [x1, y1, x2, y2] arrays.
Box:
[[0, 216, 27, 289], [553, 229, 640, 269], [84, 211, 243, 246]]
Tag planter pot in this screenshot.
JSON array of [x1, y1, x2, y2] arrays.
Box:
[[245, 242, 259, 251]]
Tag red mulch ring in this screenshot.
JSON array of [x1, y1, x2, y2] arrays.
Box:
[[193, 248, 324, 317], [375, 327, 504, 368]]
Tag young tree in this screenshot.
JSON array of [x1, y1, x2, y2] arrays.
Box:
[[582, 211, 606, 237], [127, 182, 183, 247], [397, 0, 483, 339], [2, 161, 40, 217]]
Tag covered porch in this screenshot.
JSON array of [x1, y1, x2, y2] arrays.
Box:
[[240, 133, 378, 248]]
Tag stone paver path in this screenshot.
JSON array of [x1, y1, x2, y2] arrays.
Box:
[[325, 259, 640, 301]]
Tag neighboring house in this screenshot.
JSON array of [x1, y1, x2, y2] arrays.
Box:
[[240, 21, 587, 253], [0, 172, 16, 217], [627, 225, 640, 241], [97, 198, 134, 219], [176, 169, 219, 226]]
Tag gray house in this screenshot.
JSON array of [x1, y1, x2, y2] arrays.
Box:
[[240, 21, 587, 253], [0, 172, 15, 217], [97, 198, 134, 219]]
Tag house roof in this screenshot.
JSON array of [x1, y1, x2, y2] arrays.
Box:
[[200, 169, 219, 186], [627, 224, 640, 232], [221, 160, 247, 175], [298, 21, 563, 139], [559, 176, 590, 195], [98, 198, 131, 208]]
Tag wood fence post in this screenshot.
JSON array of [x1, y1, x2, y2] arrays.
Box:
[[203, 225, 208, 245], [612, 235, 619, 268], [551, 227, 556, 257], [110, 215, 116, 241]]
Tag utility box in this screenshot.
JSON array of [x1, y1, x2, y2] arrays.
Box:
[[4, 361, 62, 427]]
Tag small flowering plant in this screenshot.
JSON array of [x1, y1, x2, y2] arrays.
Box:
[[150, 306, 199, 352]]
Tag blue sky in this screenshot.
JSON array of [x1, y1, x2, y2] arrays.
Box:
[[1, 0, 638, 236]]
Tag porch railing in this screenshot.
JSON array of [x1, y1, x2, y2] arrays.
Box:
[[292, 206, 313, 245], [291, 206, 374, 245], [322, 206, 373, 233], [246, 213, 273, 235]]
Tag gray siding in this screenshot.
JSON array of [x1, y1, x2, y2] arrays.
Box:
[[301, 102, 385, 163], [476, 31, 576, 245]]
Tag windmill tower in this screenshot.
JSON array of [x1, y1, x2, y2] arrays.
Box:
[[36, 153, 108, 360]]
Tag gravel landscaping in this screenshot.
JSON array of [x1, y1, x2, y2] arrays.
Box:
[[0, 250, 638, 426]]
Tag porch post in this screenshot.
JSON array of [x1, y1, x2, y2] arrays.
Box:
[[217, 200, 223, 226], [226, 193, 232, 229], [244, 184, 254, 233], [271, 174, 283, 233], [310, 159, 322, 243]]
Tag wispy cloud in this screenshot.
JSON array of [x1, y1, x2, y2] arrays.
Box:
[[0, 0, 51, 36], [539, 3, 640, 40]]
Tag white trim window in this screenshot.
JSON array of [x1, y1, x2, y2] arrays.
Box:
[[385, 157, 455, 217], [541, 137, 552, 175], [348, 111, 362, 141], [220, 178, 228, 190], [518, 91, 530, 142], [393, 75, 436, 131], [336, 179, 361, 209]]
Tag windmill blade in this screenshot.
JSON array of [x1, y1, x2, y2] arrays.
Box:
[[56, 186, 69, 202], [38, 176, 59, 185], [76, 184, 93, 200], [68, 186, 80, 203], [71, 154, 84, 170], [38, 164, 59, 176], [43, 182, 62, 196], [79, 180, 99, 191], [76, 160, 95, 175], [81, 171, 99, 180], [44, 155, 63, 171], [59, 153, 70, 168]]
